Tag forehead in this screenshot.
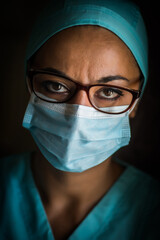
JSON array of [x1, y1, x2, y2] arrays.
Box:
[[32, 26, 136, 59], [31, 26, 140, 83], [33, 26, 134, 56]]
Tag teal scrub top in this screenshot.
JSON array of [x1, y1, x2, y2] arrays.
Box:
[[0, 152, 160, 240]]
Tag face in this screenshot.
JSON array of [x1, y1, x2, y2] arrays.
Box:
[[29, 26, 141, 116]]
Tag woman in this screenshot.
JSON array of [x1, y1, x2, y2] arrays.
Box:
[[0, 0, 159, 239]]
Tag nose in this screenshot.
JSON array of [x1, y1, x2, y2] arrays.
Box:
[[67, 89, 92, 107]]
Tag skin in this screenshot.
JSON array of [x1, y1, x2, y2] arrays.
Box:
[[30, 26, 141, 240]]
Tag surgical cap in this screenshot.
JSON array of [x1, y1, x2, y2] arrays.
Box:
[[26, 0, 148, 93]]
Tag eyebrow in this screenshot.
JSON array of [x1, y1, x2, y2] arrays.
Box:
[[98, 75, 129, 83], [37, 67, 129, 83]]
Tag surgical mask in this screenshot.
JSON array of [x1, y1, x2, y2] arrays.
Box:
[[22, 93, 131, 172]]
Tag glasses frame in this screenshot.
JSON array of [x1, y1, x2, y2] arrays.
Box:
[[27, 68, 142, 115]]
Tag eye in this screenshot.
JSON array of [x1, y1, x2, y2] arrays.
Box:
[[32, 73, 77, 102], [42, 81, 70, 94], [95, 87, 123, 101]]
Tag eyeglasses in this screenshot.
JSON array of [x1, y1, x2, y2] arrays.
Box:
[[27, 68, 142, 114]]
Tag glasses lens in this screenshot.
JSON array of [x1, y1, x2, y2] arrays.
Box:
[[89, 85, 133, 113], [32, 73, 76, 102]]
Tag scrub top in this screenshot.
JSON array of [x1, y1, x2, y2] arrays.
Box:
[[0, 152, 160, 240]]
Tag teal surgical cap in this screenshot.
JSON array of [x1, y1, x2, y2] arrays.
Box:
[[26, 0, 148, 93]]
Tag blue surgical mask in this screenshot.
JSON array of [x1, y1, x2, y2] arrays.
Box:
[[22, 94, 131, 172]]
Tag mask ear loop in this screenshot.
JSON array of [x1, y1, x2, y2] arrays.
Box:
[[128, 74, 144, 115], [25, 61, 32, 94], [26, 75, 32, 94], [129, 98, 139, 114]]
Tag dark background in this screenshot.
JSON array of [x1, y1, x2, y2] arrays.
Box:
[[0, 1, 160, 180]]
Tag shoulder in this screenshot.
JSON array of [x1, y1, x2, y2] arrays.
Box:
[[120, 160, 160, 238], [115, 158, 160, 193], [131, 167, 160, 239], [0, 152, 33, 239], [0, 152, 32, 187], [128, 163, 160, 196], [115, 158, 160, 216]]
